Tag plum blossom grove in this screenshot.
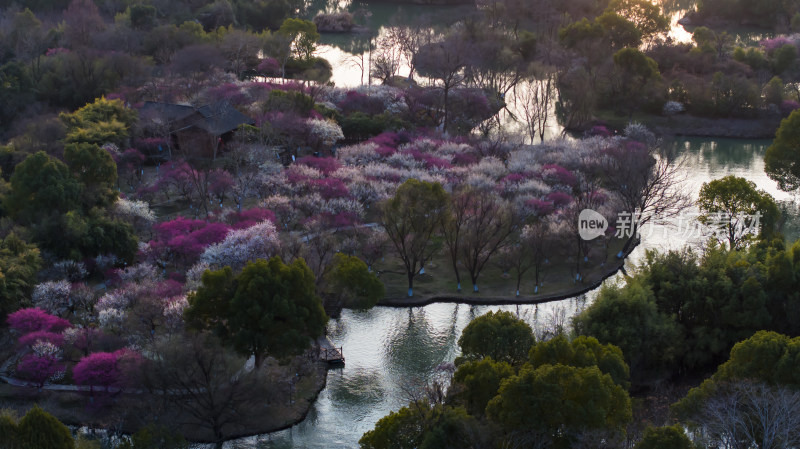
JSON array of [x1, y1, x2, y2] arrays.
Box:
[[0, 72, 670, 420], [1, 128, 657, 387]]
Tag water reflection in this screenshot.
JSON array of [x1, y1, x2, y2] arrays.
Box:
[[222, 138, 798, 449], [220, 2, 800, 447]]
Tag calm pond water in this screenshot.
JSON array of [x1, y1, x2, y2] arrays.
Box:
[[221, 3, 794, 447]]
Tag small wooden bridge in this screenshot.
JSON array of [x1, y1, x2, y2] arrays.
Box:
[[317, 336, 345, 367]]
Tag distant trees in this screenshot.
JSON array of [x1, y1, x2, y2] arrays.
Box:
[[607, 0, 669, 40], [185, 256, 327, 367], [415, 34, 470, 134], [278, 18, 319, 62]]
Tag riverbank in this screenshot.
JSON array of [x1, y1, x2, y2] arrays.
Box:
[[377, 239, 637, 307], [0, 349, 329, 444], [594, 111, 783, 139]]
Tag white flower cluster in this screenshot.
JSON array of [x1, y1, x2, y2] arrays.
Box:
[[662, 101, 685, 116], [289, 164, 323, 180], [398, 138, 438, 154], [465, 173, 495, 191], [473, 157, 507, 180], [386, 152, 423, 170], [32, 280, 72, 315], [507, 150, 542, 174], [624, 122, 657, 146], [99, 308, 126, 331], [114, 198, 157, 223], [436, 142, 473, 159], [307, 118, 344, 147], [322, 198, 365, 219], [62, 328, 81, 345], [200, 220, 281, 270], [118, 263, 159, 283], [50, 260, 88, 282], [163, 295, 189, 332], [337, 142, 382, 166], [185, 262, 211, 292], [32, 341, 62, 359]]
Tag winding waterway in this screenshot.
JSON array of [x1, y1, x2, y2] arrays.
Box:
[[219, 137, 797, 449], [223, 2, 796, 447]]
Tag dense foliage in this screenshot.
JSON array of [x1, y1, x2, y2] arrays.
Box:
[[185, 256, 328, 366], [576, 239, 800, 383]]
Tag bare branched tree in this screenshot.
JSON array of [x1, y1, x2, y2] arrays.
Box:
[[515, 73, 556, 144], [602, 136, 692, 255], [142, 333, 273, 449], [692, 381, 800, 449]]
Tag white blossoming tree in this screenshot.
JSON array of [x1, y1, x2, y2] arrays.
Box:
[[32, 280, 72, 316], [200, 220, 281, 271], [306, 118, 344, 149]]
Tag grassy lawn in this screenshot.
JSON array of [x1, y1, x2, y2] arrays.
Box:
[[374, 237, 628, 301]]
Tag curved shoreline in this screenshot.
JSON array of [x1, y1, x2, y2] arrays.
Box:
[[377, 240, 638, 308], [187, 361, 330, 443]]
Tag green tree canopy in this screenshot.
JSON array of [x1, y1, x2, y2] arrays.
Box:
[[596, 11, 643, 49], [5, 151, 81, 223], [528, 334, 631, 389], [766, 109, 800, 191], [573, 278, 681, 384], [0, 233, 41, 319], [634, 425, 694, 449], [15, 406, 75, 449], [486, 364, 631, 446], [607, 0, 669, 39], [673, 330, 800, 421], [614, 47, 660, 81], [63, 142, 118, 208], [697, 175, 780, 249], [186, 256, 328, 366], [456, 310, 534, 366], [322, 253, 385, 310], [359, 402, 479, 449], [60, 97, 137, 148], [278, 18, 319, 61], [451, 357, 515, 416]]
